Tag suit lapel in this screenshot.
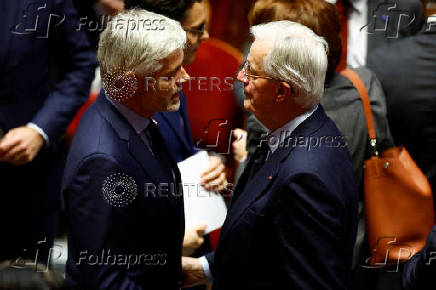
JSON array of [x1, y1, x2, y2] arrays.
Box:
[[220, 106, 329, 242], [219, 146, 286, 241], [127, 130, 175, 186], [159, 112, 193, 154], [96, 93, 175, 186]]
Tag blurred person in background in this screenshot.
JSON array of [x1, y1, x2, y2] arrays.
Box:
[[403, 225, 436, 289], [72, 0, 125, 48], [0, 260, 68, 290], [327, 0, 425, 68], [0, 0, 96, 264], [368, 0, 436, 207]]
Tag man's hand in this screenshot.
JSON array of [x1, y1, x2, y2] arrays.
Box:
[[232, 128, 248, 162], [0, 126, 44, 166], [200, 155, 227, 193], [183, 224, 207, 256], [182, 257, 208, 288]]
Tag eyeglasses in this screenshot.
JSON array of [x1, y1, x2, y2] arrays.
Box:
[[241, 61, 275, 82], [183, 23, 206, 36]]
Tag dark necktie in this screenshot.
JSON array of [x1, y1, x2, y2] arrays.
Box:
[[247, 140, 271, 183], [230, 140, 270, 208], [146, 120, 175, 180]]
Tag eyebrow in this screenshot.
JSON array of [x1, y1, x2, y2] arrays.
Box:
[[191, 22, 206, 30], [246, 61, 258, 74]]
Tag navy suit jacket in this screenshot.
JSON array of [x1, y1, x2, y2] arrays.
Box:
[[403, 225, 436, 289], [154, 91, 198, 163], [366, 0, 425, 56], [0, 0, 95, 143], [62, 94, 185, 289], [0, 0, 95, 211], [206, 106, 358, 290]]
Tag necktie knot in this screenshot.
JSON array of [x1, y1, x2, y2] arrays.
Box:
[[145, 120, 161, 154]]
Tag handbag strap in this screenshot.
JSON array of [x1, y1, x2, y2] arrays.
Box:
[[340, 69, 378, 156]]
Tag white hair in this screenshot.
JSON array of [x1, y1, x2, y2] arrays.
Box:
[[97, 9, 186, 76], [250, 20, 328, 108]]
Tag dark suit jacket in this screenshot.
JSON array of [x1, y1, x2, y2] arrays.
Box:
[[403, 225, 436, 289], [154, 91, 198, 163], [367, 25, 436, 204], [366, 0, 425, 57], [62, 94, 185, 289], [0, 0, 95, 260], [207, 106, 358, 290]]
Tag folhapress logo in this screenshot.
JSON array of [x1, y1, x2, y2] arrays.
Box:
[[102, 173, 137, 207]]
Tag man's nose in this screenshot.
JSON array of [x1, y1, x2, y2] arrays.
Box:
[[200, 29, 209, 41], [178, 67, 190, 84], [236, 69, 247, 83]]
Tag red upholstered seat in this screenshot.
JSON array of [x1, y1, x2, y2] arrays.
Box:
[[183, 38, 244, 179], [66, 92, 98, 147]]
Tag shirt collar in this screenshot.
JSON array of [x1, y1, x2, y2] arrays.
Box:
[[267, 105, 318, 153], [105, 92, 150, 134]]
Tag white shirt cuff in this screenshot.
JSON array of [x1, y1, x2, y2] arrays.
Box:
[[237, 153, 248, 163], [26, 123, 49, 146], [198, 256, 213, 282]]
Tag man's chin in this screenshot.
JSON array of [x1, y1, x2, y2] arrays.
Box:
[[166, 98, 181, 112], [243, 99, 254, 113], [183, 51, 196, 65]]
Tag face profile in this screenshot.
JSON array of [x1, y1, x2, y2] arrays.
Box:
[[181, 1, 209, 64], [137, 48, 189, 116]]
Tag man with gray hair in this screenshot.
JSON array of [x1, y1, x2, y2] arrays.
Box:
[[62, 9, 189, 289], [182, 20, 358, 289]]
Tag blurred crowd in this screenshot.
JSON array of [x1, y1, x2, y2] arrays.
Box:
[[0, 0, 435, 289]]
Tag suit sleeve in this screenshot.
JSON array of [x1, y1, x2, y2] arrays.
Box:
[[403, 225, 436, 290], [179, 92, 199, 156], [31, 0, 96, 142], [271, 172, 354, 290], [63, 154, 144, 290]]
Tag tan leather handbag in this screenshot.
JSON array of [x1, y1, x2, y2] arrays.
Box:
[[341, 69, 435, 266]]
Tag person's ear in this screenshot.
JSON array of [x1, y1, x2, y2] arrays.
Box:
[[276, 82, 292, 103]]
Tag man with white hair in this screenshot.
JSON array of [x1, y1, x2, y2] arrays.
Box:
[[182, 20, 358, 289], [62, 9, 189, 289]]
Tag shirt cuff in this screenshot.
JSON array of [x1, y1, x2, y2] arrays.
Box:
[[198, 256, 213, 282], [26, 123, 49, 146], [237, 153, 248, 163]]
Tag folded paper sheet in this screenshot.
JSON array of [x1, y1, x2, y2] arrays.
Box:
[[178, 151, 228, 234]]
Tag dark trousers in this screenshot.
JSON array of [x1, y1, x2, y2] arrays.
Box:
[[0, 145, 65, 265]]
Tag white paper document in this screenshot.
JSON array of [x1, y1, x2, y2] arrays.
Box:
[[177, 151, 228, 234]]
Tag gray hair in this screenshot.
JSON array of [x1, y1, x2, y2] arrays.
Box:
[[97, 9, 186, 76], [250, 20, 328, 108]]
